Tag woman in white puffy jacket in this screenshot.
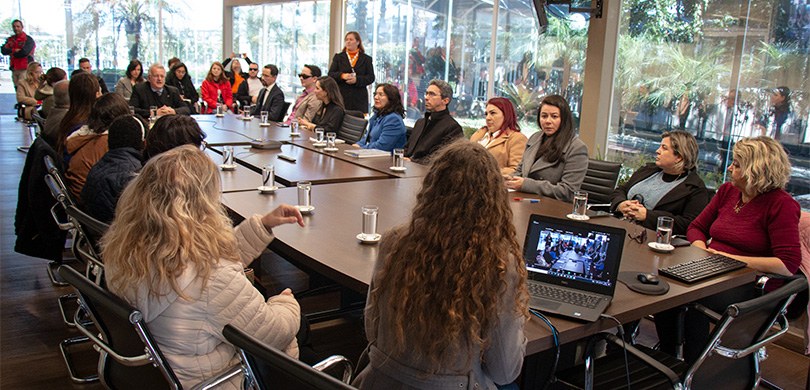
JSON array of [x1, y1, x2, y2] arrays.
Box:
[[102, 145, 305, 389]]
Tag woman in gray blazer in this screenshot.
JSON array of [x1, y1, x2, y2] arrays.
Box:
[[505, 95, 588, 202], [353, 141, 529, 390]]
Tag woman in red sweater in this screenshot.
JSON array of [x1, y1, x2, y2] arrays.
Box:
[[657, 136, 801, 362], [200, 61, 233, 114]]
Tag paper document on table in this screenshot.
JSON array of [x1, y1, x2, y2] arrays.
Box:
[[344, 149, 390, 158]]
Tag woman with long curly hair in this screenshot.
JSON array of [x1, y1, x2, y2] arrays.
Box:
[[102, 145, 304, 389], [353, 141, 529, 389]]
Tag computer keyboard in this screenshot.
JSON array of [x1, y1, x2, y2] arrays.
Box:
[[659, 254, 747, 284], [528, 283, 603, 309]]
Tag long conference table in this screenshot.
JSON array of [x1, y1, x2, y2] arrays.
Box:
[[198, 114, 755, 377]]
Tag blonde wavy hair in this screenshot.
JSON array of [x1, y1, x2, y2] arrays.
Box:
[[366, 141, 529, 367], [101, 145, 239, 298], [733, 136, 791, 196]]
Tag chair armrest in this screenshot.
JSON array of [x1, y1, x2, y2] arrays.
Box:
[[602, 333, 681, 386], [690, 303, 722, 323], [312, 355, 354, 384], [756, 273, 806, 293]]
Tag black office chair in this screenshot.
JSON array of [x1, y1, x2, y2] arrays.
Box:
[[58, 265, 245, 390], [337, 111, 368, 144], [555, 275, 808, 390], [581, 159, 621, 206], [223, 324, 355, 390], [279, 101, 292, 122], [32, 111, 46, 130], [64, 205, 109, 284]]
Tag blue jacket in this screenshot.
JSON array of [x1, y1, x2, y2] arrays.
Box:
[[81, 147, 143, 223], [357, 112, 406, 151]]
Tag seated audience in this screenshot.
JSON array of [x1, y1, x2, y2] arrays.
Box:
[[250, 64, 285, 121], [234, 62, 263, 107], [222, 53, 252, 95], [610, 130, 708, 235], [286, 64, 322, 124], [129, 63, 190, 118], [15, 61, 41, 121], [142, 114, 206, 161], [298, 76, 344, 134], [404, 79, 463, 163], [469, 97, 528, 175], [82, 115, 147, 223], [102, 145, 304, 389], [200, 61, 233, 114], [35, 67, 66, 118], [355, 83, 406, 151], [505, 95, 588, 202], [353, 141, 528, 389], [65, 93, 130, 202], [114, 59, 144, 101], [42, 80, 69, 147], [57, 72, 101, 155], [78, 57, 109, 94], [166, 62, 199, 113], [656, 136, 801, 363]]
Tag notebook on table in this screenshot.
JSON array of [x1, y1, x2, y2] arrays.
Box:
[[522, 214, 626, 322]]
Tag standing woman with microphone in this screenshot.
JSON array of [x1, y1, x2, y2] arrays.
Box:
[[328, 31, 375, 114]]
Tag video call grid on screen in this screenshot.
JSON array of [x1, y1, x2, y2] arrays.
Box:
[[525, 222, 615, 288]]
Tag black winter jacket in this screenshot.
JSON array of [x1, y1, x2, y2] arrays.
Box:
[[81, 147, 142, 224]]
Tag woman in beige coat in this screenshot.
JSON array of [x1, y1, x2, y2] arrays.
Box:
[[16, 61, 41, 120], [102, 145, 305, 389], [469, 97, 528, 175]]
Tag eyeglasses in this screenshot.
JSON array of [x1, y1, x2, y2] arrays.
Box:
[[628, 228, 647, 244], [298, 74, 313, 79], [249, 68, 259, 71]]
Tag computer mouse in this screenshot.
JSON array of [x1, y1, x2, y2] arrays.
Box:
[[637, 273, 660, 285]]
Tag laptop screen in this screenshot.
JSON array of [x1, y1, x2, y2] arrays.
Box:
[[523, 215, 625, 291]]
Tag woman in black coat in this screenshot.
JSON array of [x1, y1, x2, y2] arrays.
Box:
[[328, 31, 375, 114], [610, 130, 709, 235], [166, 62, 199, 112]]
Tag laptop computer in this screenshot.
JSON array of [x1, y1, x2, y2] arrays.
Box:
[[522, 214, 626, 322]]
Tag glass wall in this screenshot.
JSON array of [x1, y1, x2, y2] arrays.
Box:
[[345, 0, 589, 135], [231, 1, 330, 99], [4, 0, 222, 92], [606, 0, 809, 206]]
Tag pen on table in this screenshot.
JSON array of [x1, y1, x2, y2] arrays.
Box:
[[513, 197, 540, 203]]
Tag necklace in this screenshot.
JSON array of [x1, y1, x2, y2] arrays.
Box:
[[734, 196, 747, 214]]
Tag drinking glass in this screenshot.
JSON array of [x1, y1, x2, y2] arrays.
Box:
[[216, 104, 225, 116], [221, 145, 235, 169], [392, 148, 405, 168], [571, 191, 588, 219], [149, 106, 157, 122], [261, 165, 275, 189], [297, 181, 312, 207], [291, 119, 299, 135], [326, 132, 337, 149], [656, 216, 674, 246], [243, 105, 252, 120], [315, 127, 325, 143], [260, 110, 269, 124], [362, 205, 378, 239]]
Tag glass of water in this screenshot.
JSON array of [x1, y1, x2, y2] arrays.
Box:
[[297, 181, 312, 207], [221, 145, 235, 170], [149, 106, 157, 122], [315, 127, 325, 143], [216, 104, 225, 116], [571, 191, 588, 219], [392, 148, 405, 168], [326, 132, 337, 149], [261, 110, 269, 125], [291, 118, 299, 134], [243, 105, 252, 120], [656, 216, 674, 246], [361, 205, 378, 240], [260, 165, 275, 191]]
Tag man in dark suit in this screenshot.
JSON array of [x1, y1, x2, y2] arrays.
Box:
[[78, 57, 109, 94], [404, 79, 463, 163], [251, 64, 286, 122], [129, 63, 190, 118]]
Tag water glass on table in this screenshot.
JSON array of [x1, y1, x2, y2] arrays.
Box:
[[326, 132, 337, 151], [360, 205, 379, 242], [568, 191, 588, 220], [315, 127, 325, 143], [296, 181, 312, 213], [220, 145, 236, 170], [656, 216, 674, 246], [259, 165, 276, 193], [260, 110, 269, 125]]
